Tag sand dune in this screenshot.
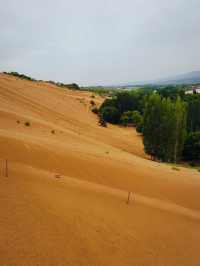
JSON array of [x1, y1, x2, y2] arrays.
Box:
[[0, 73, 200, 266]]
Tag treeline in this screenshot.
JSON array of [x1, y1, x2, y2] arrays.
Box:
[[98, 90, 149, 131], [96, 87, 200, 164], [48, 81, 80, 90], [3, 71, 80, 90], [4, 71, 36, 81]]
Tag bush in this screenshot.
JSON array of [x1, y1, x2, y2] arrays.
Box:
[[51, 130, 55, 134], [100, 106, 120, 124], [91, 106, 99, 114], [5, 71, 35, 81], [90, 100, 95, 106], [183, 131, 200, 162], [98, 114, 107, 127], [136, 119, 144, 133], [24, 121, 30, 127], [172, 166, 180, 171], [120, 111, 143, 127]]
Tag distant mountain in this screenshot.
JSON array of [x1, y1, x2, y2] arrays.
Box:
[[154, 71, 200, 85], [113, 71, 200, 88]]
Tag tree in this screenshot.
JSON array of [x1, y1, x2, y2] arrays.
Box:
[[143, 94, 163, 160], [173, 97, 187, 162], [120, 110, 143, 127], [183, 131, 200, 162], [143, 94, 187, 162], [186, 95, 200, 133], [100, 106, 120, 124]]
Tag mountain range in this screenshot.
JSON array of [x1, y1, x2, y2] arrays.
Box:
[[115, 71, 200, 87]]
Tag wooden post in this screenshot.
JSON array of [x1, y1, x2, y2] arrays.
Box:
[[126, 192, 131, 204], [5, 159, 8, 177]]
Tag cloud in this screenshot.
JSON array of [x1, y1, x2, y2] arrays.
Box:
[[0, 0, 200, 85]]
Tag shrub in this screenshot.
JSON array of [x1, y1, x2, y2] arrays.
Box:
[[17, 120, 20, 124], [51, 130, 55, 134], [5, 71, 35, 81], [98, 114, 107, 127], [24, 121, 30, 127], [100, 106, 120, 124], [172, 166, 180, 171], [90, 100, 95, 106], [91, 106, 99, 114], [120, 110, 143, 127], [136, 119, 144, 133], [189, 161, 196, 167]]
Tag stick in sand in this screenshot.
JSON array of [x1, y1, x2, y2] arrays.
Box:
[[5, 159, 8, 177], [126, 192, 131, 204]]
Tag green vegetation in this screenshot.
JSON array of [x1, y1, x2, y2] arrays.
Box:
[[143, 94, 186, 162], [98, 114, 107, 127], [4, 71, 80, 90], [186, 95, 200, 132], [4, 71, 36, 81], [172, 166, 180, 171], [95, 86, 200, 164], [48, 80, 80, 90], [183, 132, 200, 162], [91, 106, 99, 114], [98, 90, 147, 126], [100, 106, 120, 124], [120, 110, 143, 132]]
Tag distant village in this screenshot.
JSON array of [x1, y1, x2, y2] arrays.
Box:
[[185, 85, 200, 95]]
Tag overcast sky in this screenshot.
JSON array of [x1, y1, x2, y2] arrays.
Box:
[[1, 0, 200, 85]]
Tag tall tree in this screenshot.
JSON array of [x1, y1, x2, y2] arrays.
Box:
[[143, 94, 187, 162], [173, 97, 187, 163], [143, 93, 163, 160]]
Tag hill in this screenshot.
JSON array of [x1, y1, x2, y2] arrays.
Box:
[[113, 71, 200, 87], [155, 71, 200, 85], [0, 73, 200, 266]]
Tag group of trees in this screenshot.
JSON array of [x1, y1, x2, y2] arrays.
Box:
[[99, 90, 147, 131], [143, 94, 187, 162], [97, 88, 200, 164]]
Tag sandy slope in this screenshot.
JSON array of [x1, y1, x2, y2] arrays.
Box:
[[0, 73, 200, 266]]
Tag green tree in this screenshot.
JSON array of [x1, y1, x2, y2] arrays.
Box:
[[173, 97, 187, 162], [120, 110, 143, 127], [143, 94, 163, 160], [186, 95, 200, 132], [101, 106, 120, 124], [183, 131, 200, 162], [143, 94, 187, 162]]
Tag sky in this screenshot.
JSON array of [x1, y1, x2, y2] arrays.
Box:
[[0, 0, 200, 86]]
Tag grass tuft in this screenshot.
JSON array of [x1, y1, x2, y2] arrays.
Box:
[[172, 166, 180, 171]]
